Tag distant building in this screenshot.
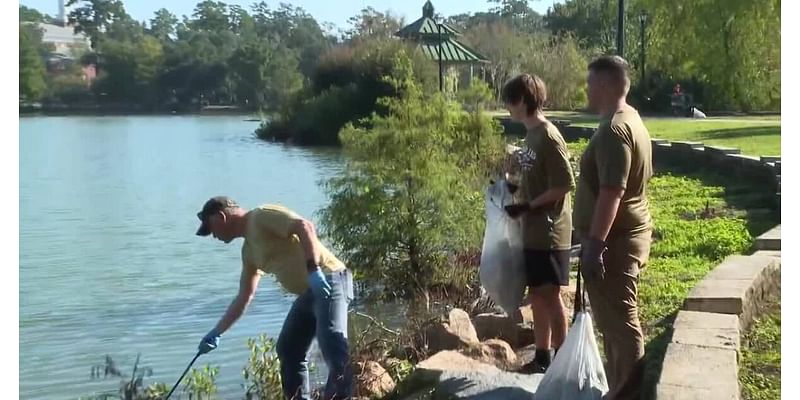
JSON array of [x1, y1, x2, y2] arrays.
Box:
[[37, 23, 90, 58]]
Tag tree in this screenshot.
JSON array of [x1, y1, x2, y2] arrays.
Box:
[[638, 0, 780, 110], [149, 8, 178, 41], [94, 35, 164, 106], [319, 52, 505, 305], [66, 0, 127, 49], [188, 0, 230, 33], [20, 5, 52, 23], [19, 24, 47, 101], [228, 37, 303, 110], [462, 22, 530, 100], [488, 0, 545, 33], [344, 7, 405, 41], [544, 0, 617, 52]]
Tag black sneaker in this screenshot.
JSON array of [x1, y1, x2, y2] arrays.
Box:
[[519, 359, 548, 374]]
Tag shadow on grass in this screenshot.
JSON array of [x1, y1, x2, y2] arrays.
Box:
[[698, 126, 780, 141], [655, 163, 779, 238]]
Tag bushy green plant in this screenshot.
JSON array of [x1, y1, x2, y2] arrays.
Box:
[[242, 334, 284, 400], [183, 365, 219, 399], [257, 37, 438, 146], [319, 50, 505, 304]]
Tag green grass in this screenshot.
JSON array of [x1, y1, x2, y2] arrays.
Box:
[[565, 140, 779, 399], [494, 110, 781, 156], [739, 296, 781, 400], [556, 111, 781, 156]]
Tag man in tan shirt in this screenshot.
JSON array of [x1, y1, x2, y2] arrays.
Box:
[[573, 56, 653, 400], [194, 196, 353, 400]]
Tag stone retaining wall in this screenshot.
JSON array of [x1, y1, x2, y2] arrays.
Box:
[[655, 225, 781, 400], [500, 118, 780, 210], [555, 124, 781, 210]]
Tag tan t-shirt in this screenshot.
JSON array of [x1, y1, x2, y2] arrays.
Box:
[[573, 107, 653, 237], [241, 204, 345, 295], [518, 121, 575, 250]]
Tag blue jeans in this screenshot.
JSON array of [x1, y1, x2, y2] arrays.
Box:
[[276, 269, 354, 400]]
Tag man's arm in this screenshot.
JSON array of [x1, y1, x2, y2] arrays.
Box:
[[289, 218, 322, 273], [588, 186, 625, 241], [213, 265, 261, 334]]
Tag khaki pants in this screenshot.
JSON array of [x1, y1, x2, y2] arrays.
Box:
[[584, 230, 651, 400]]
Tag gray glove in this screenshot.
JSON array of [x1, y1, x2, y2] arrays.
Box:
[[580, 237, 606, 281]]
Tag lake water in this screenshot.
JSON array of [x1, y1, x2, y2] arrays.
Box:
[[19, 115, 349, 399]]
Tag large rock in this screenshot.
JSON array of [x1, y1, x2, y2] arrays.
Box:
[[414, 351, 543, 400], [472, 312, 536, 349], [461, 339, 518, 370], [354, 361, 396, 398], [425, 308, 479, 353]]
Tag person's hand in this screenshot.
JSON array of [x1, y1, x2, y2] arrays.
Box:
[[580, 238, 607, 281], [198, 327, 220, 355], [504, 203, 531, 218], [307, 267, 332, 299]]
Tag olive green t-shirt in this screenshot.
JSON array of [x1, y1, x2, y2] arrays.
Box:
[[518, 121, 575, 250], [573, 107, 653, 237], [241, 204, 345, 295]]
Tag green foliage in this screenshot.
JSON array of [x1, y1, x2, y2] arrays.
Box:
[[640, 0, 780, 111], [258, 37, 437, 145], [67, 0, 128, 49], [19, 24, 47, 101], [520, 34, 589, 109], [183, 364, 219, 399], [94, 35, 164, 106], [739, 296, 781, 400], [228, 38, 303, 110], [242, 334, 284, 400], [319, 52, 505, 300], [149, 9, 178, 41], [20, 5, 52, 23], [457, 79, 495, 112]]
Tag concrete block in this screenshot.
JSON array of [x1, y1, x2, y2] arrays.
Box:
[[656, 382, 738, 400], [684, 279, 752, 315], [705, 145, 741, 156], [672, 141, 704, 150], [752, 250, 780, 260], [760, 155, 781, 163], [670, 311, 740, 351], [651, 138, 669, 145], [656, 342, 738, 399], [703, 255, 778, 282], [755, 225, 781, 251]]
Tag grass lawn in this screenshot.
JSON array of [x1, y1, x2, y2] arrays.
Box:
[[739, 295, 781, 400], [492, 110, 781, 156], [564, 140, 780, 399]]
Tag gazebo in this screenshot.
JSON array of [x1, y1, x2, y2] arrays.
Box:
[[395, 1, 490, 91]]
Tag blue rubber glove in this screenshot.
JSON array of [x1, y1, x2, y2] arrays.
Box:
[[198, 327, 220, 355], [307, 267, 332, 299]]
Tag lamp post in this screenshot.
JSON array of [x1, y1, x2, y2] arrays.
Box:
[[616, 0, 625, 57], [639, 12, 648, 85]]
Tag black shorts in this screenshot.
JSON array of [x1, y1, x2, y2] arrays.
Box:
[[524, 249, 571, 287]]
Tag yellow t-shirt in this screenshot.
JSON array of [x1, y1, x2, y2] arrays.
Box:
[[241, 204, 345, 295]]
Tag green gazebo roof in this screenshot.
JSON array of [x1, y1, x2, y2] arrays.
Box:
[[395, 1, 489, 64]]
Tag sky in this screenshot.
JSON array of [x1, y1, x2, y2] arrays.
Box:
[[21, 0, 561, 31]]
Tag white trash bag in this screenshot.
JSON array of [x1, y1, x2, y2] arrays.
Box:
[[535, 311, 609, 400], [479, 179, 526, 315]]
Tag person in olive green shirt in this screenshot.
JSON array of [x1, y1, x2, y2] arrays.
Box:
[[194, 196, 354, 400], [501, 74, 576, 374], [574, 56, 653, 400]]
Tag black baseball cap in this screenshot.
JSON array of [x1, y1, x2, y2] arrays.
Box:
[[196, 196, 239, 236]]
